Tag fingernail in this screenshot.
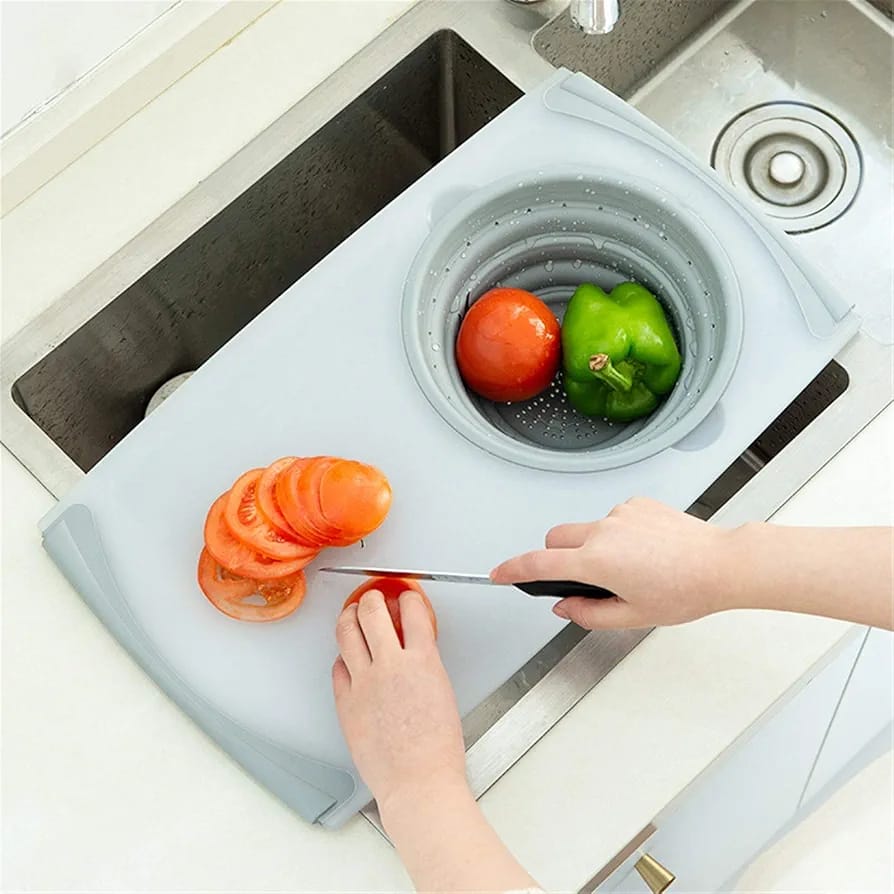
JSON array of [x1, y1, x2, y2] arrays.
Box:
[[552, 602, 570, 619]]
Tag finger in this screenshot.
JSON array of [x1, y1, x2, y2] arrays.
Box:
[[545, 522, 593, 549], [335, 603, 370, 675], [357, 589, 400, 659], [400, 590, 436, 650], [490, 548, 585, 584], [552, 596, 643, 630], [331, 656, 351, 700]]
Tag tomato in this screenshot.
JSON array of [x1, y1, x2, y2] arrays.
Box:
[[342, 577, 437, 645], [456, 287, 561, 402], [276, 457, 334, 548], [256, 457, 302, 539], [318, 460, 392, 541], [298, 457, 348, 543], [225, 468, 318, 561], [197, 548, 306, 622], [204, 494, 315, 579]]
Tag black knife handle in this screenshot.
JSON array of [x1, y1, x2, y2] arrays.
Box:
[[513, 580, 615, 599]]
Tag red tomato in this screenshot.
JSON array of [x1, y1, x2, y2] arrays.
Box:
[[456, 287, 561, 402], [256, 457, 302, 539], [226, 469, 319, 562], [197, 549, 306, 622], [318, 459, 392, 542], [204, 494, 315, 579], [342, 577, 438, 645], [275, 457, 333, 549]]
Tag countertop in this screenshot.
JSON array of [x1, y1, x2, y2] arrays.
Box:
[[2, 2, 892, 890]]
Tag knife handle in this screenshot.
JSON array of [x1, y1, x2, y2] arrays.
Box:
[[513, 580, 615, 599]]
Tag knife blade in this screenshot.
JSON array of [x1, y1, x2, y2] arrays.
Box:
[[320, 566, 614, 599]]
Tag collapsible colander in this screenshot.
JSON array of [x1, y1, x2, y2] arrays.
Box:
[[402, 169, 744, 472]]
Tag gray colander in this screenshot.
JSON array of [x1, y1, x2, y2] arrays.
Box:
[[401, 169, 744, 472]]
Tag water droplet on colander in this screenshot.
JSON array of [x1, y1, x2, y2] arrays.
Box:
[[576, 174, 584, 181], [643, 223, 650, 229], [545, 260, 554, 272], [572, 259, 582, 269], [431, 343, 441, 352], [470, 272, 478, 280], [460, 251, 467, 258]]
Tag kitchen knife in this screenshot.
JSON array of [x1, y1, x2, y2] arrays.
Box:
[[320, 566, 614, 599]]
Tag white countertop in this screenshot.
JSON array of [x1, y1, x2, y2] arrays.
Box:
[[3, 3, 892, 890]]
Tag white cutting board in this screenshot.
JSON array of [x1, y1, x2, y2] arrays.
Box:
[[41, 71, 858, 827]]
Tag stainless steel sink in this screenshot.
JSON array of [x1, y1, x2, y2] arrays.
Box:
[[9, 32, 521, 475], [3, 0, 892, 847]]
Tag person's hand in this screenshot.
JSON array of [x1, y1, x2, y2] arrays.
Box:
[[491, 497, 740, 629], [332, 589, 467, 818]]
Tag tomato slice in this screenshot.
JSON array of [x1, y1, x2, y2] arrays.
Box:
[[298, 457, 350, 544], [198, 548, 306, 622], [342, 576, 437, 645], [225, 468, 318, 562], [276, 457, 333, 547], [204, 494, 314, 579], [319, 460, 392, 541], [256, 457, 302, 539]]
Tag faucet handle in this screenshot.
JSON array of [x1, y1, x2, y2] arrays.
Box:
[[571, 0, 620, 34]]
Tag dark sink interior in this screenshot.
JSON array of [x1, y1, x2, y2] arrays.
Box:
[[12, 31, 523, 473]]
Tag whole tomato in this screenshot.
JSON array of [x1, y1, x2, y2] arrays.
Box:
[[456, 288, 561, 402]]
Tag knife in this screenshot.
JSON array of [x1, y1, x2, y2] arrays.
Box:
[[320, 566, 614, 599]]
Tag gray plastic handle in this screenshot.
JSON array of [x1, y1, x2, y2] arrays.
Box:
[[42, 504, 356, 824]]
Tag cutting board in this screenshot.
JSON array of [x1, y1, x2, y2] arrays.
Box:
[[42, 70, 859, 827]]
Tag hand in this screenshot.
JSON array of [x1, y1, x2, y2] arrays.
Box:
[[332, 589, 467, 818], [333, 589, 540, 893], [491, 497, 739, 629]]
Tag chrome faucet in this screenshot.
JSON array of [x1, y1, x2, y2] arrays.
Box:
[[570, 0, 620, 34], [507, 0, 620, 35]]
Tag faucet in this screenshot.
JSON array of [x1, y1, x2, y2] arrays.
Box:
[[506, 0, 620, 35], [569, 0, 620, 34]]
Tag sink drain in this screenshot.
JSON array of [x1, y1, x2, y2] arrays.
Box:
[[712, 102, 861, 234]]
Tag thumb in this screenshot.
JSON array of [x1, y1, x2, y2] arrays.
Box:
[[552, 596, 642, 630]]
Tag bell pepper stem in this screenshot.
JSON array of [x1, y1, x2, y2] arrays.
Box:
[[589, 354, 634, 392]]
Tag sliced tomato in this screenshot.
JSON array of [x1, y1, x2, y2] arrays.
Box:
[[256, 457, 302, 539], [342, 576, 437, 645], [319, 460, 392, 541], [225, 468, 318, 562], [204, 494, 314, 579], [198, 549, 306, 622], [298, 457, 350, 543], [276, 456, 333, 548]]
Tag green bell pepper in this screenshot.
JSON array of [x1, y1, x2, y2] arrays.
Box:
[[562, 282, 682, 422]]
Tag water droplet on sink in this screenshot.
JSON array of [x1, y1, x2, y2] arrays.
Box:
[[576, 174, 584, 181]]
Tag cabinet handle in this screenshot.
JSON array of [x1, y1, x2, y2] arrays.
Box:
[[634, 853, 675, 893]]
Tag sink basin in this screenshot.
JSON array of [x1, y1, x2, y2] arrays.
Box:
[[3, 0, 891, 836], [10, 31, 521, 476]]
